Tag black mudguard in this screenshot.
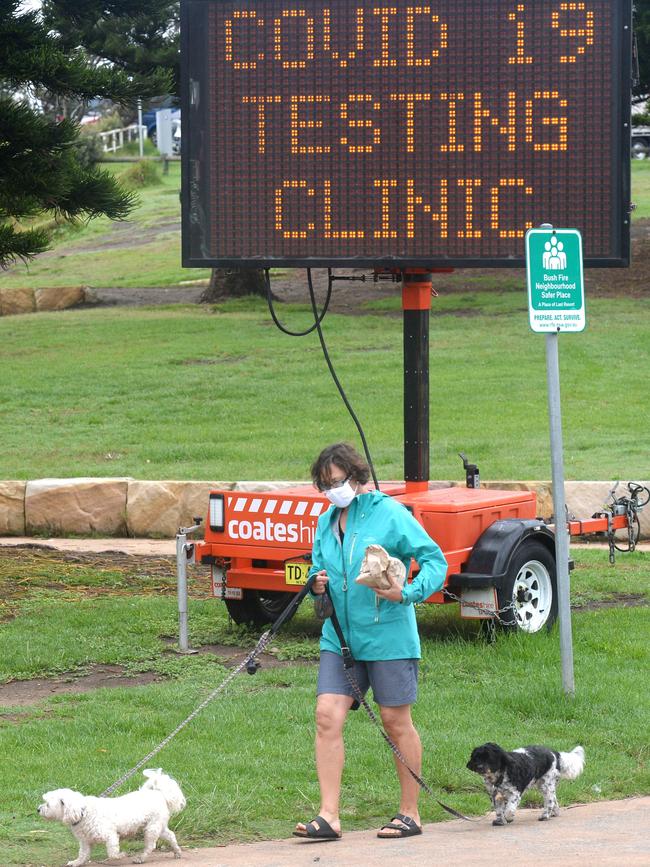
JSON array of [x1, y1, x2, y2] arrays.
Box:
[[446, 520, 557, 593]]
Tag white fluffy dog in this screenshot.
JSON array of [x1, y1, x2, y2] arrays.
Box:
[[38, 768, 186, 866]]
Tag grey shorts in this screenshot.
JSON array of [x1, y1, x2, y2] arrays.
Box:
[[317, 650, 419, 707]]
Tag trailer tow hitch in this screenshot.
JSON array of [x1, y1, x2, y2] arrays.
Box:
[[592, 482, 650, 563]]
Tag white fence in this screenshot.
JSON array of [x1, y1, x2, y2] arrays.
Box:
[[98, 124, 146, 153]]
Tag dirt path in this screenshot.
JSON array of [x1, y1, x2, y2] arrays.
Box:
[[80, 217, 649, 311]]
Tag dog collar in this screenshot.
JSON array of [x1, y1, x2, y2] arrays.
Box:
[[70, 808, 86, 827]]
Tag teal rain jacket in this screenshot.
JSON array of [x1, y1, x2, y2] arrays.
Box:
[[309, 490, 448, 660]]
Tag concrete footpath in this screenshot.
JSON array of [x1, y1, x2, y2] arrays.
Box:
[[0, 536, 178, 556], [3, 536, 649, 557], [162, 797, 649, 867]]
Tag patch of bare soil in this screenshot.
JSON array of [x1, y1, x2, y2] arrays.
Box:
[[75, 219, 181, 254], [4, 213, 647, 312], [160, 637, 314, 671], [52, 549, 180, 582], [88, 267, 401, 311], [0, 646, 312, 710], [572, 592, 648, 612], [0, 665, 162, 709], [0, 546, 642, 710]]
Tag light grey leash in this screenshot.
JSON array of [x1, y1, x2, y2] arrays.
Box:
[[99, 630, 272, 798], [341, 665, 477, 822]]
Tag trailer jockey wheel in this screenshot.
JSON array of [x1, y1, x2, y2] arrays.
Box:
[[497, 541, 558, 633], [225, 590, 296, 627]]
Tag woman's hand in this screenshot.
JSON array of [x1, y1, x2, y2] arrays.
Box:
[[312, 569, 329, 595], [373, 583, 403, 604]]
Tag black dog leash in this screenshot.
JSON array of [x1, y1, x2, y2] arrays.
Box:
[[325, 587, 474, 822]]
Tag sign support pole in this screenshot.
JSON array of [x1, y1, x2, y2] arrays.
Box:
[[402, 271, 432, 494], [527, 222, 582, 695], [545, 329, 575, 695]]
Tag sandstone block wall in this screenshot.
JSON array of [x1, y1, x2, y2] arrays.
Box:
[[565, 480, 650, 540], [25, 478, 131, 536], [0, 478, 645, 540], [34, 286, 86, 312], [476, 480, 554, 519], [233, 480, 303, 492], [0, 287, 35, 316], [0, 286, 87, 317], [0, 481, 26, 535], [126, 481, 234, 538], [467, 480, 649, 539]]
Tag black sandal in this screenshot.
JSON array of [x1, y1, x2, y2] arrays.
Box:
[[293, 815, 342, 840], [377, 813, 423, 838]]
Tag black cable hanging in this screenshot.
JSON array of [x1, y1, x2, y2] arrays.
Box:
[[306, 269, 380, 491], [264, 267, 332, 336], [264, 267, 380, 490]]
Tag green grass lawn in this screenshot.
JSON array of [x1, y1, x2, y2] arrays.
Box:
[[0, 547, 647, 865], [0, 292, 647, 481], [0, 163, 647, 482]]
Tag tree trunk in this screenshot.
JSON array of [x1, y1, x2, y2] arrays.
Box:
[[200, 268, 267, 302]]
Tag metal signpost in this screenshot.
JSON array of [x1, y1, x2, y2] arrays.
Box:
[[526, 225, 585, 695]]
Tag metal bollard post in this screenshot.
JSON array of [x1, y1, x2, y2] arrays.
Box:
[[175, 521, 202, 654]]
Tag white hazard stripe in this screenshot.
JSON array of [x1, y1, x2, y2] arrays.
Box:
[[226, 495, 325, 517]]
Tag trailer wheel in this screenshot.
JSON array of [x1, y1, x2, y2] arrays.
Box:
[[496, 542, 557, 633], [225, 590, 296, 627]]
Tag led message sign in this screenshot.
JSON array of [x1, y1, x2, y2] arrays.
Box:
[[181, 0, 631, 268]]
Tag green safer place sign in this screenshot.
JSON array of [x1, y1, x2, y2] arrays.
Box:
[[525, 228, 585, 333]]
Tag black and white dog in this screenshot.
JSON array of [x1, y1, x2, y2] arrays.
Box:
[[467, 743, 585, 825]]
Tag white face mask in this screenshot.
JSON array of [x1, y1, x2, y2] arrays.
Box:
[[324, 480, 357, 509]]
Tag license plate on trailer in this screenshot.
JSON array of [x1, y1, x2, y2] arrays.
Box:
[[460, 587, 498, 619], [211, 569, 243, 600], [212, 582, 243, 600], [285, 561, 310, 585]]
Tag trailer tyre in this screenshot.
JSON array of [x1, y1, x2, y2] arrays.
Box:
[[225, 590, 296, 627], [496, 541, 557, 633]]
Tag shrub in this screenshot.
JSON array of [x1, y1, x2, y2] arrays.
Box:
[[72, 134, 103, 168], [120, 159, 161, 190]]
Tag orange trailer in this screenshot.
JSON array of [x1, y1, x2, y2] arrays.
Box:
[[190, 479, 639, 634]]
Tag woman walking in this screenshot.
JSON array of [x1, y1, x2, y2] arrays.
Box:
[[294, 442, 447, 841]]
